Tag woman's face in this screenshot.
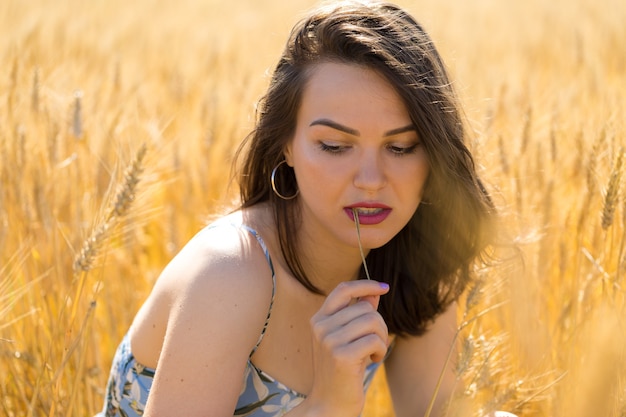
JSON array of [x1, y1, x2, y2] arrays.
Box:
[[284, 62, 430, 250]]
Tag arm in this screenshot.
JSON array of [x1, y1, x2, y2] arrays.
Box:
[[384, 303, 459, 417], [143, 227, 275, 416]]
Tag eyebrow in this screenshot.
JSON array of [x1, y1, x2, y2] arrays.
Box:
[[309, 118, 416, 137]]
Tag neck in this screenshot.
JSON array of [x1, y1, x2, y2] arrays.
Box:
[[296, 221, 369, 295]]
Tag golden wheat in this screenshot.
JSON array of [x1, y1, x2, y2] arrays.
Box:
[[601, 149, 624, 230]]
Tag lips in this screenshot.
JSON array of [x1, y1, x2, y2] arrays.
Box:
[[345, 203, 392, 225], [353, 207, 384, 215]]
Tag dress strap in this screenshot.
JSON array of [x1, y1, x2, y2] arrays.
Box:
[[236, 224, 277, 358]]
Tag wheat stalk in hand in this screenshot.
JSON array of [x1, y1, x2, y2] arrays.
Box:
[[352, 208, 371, 280]]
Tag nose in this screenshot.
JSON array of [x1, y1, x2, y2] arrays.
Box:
[[353, 150, 387, 191]]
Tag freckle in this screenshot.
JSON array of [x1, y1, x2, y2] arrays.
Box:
[[297, 348, 301, 353], [284, 356, 287, 361], [152, 324, 156, 328], [290, 324, 293, 329], [180, 378, 184, 382]]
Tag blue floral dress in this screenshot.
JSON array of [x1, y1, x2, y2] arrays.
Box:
[[96, 224, 386, 417]]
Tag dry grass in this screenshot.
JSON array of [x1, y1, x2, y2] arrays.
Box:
[[1, 0, 625, 416], [352, 208, 372, 281]]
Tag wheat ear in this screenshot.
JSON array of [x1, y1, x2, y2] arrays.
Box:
[[72, 90, 83, 139], [601, 149, 623, 230], [72, 143, 147, 274]]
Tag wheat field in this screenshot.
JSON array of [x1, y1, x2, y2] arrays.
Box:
[[0, 0, 624, 416]]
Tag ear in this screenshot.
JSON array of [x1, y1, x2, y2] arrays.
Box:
[[283, 142, 294, 167]]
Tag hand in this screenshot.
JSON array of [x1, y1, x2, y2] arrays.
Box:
[[306, 280, 390, 416]]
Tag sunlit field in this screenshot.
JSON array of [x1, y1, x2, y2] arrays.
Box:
[[1, 0, 625, 415]]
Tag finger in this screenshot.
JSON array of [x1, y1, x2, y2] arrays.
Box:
[[326, 308, 388, 347], [312, 301, 383, 342], [369, 338, 389, 363], [334, 332, 389, 364], [321, 281, 389, 315], [315, 304, 388, 354], [314, 300, 373, 330], [357, 294, 380, 311]]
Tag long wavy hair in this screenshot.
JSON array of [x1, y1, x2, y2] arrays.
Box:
[[235, 1, 495, 336]]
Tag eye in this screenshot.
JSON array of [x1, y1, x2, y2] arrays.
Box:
[[319, 141, 350, 154], [387, 143, 419, 155]]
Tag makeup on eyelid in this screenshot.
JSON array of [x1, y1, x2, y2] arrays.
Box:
[[317, 141, 420, 155]]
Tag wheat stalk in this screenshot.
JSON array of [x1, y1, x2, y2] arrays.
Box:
[[15, 124, 26, 169], [549, 120, 558, 163], [498, 134, 510, 175], [7, 56, 18, 116], [520, 106, 532, 155], [72, 223, 110, 273], [426, 301, 509, 417], [534, 141, 545, 188], [587, 128, 603, 195], [31, 68, 40, 113], [45, 144, 148, 417], [352, 208, 371, 280], [601, 149, 623, 230], [72, 143, 147, 274], [72, 90, 83, 139]]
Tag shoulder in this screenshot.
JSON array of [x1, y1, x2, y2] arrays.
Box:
[[141, 209, 279, 414], [166, 211, 273, 298], [155, 210, 276, 338]]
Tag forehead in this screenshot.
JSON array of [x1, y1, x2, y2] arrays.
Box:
[[298, 62, 410, 126]]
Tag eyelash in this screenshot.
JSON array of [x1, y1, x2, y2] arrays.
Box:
[[319, 142, 347, 154], [387, 144, 419, 156], [318, 142, 419, 156]]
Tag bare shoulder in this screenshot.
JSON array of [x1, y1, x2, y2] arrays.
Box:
[[130, 208, 275, 369], [160, 210, 275, 327], [165, 213, 269, 288], [139, 209, 279, 414]]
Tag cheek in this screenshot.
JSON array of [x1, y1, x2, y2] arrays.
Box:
[[417, 167, 430, 196], [394, 158, 429, 194], [293, 143, 345, 184], [295, 160, 343, 197], [292, 150, 326, 192], [415, 154, 431, 190], [401, 170, 429, 211]]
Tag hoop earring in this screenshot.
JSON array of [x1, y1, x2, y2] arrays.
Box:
[[271, 160, 299, 200]]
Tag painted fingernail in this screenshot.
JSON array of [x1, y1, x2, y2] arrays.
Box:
[[379, 282, 389, 290]]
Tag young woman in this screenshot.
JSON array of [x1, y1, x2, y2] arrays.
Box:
[[97, 1, 501, 416]]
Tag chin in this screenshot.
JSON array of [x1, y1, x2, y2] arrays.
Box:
[[360, 234, 395, 250]]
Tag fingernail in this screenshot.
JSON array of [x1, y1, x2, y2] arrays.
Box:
[[379, 282, 389, 290]]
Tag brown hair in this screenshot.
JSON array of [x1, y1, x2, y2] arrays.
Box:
[[236, 1, 495, 336]]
